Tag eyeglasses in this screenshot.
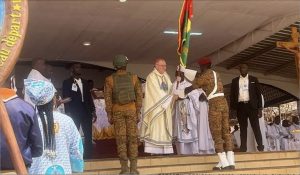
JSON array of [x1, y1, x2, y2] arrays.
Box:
[[156, 64, 167, 67]]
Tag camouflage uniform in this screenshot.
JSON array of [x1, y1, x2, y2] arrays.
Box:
[[191, 69, 233, 153], [104, 69, 142, 174]]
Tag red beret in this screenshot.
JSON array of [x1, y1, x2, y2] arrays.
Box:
[[198, 57, 211, 65]]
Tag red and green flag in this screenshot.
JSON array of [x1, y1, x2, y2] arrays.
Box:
[[177, 0, 193, 67]]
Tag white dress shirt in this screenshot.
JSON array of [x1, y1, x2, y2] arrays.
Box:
[[238, 74, 250, 102], [74, 78, 84, 102]]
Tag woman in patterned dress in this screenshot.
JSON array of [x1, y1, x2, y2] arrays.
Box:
[[24, 79, 84, 174]]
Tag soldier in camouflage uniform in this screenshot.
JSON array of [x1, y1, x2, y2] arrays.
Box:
[[104, 55, 143, 174], [184, 57, 235, 170]]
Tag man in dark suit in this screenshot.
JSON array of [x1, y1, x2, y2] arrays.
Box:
[[62, 63, 96, 159], [230, 64, 264, 152]]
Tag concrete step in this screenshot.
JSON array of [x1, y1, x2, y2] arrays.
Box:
[[82, 165, 300, 175], [202, 165, 300, 174], [2, 151, 299, 174], [4, 165, 300, 175], [84, 151, 300, 171], [84, 157, 300, 174]]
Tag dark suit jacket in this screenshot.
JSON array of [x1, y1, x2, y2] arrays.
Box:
[[62, 77, 95, 118], [230, 75, 262, 110]]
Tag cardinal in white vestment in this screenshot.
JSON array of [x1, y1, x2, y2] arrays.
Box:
[[265, 117, 281, 151], [280, 120, 293, 150], [140, 58, 174, 154], [290, 116, 300, 150]]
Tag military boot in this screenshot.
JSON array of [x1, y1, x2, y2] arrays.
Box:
[[130, 159, 139, 174], [226, 151, 235, 170], [212, 152, 231, 170], [120, 160, 130, 174]]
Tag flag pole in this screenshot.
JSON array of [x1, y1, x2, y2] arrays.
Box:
[[177, 0, 193, 88], [177, 0, 193, 67]]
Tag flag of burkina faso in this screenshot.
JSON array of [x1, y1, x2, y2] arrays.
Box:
[[177, 0, 193, 67]]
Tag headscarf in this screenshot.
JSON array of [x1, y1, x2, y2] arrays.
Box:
[[24, 79, 57, 158]]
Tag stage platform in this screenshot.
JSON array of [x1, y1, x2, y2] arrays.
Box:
[[1, 143, 299, 174], [84, 151, 300, 174]]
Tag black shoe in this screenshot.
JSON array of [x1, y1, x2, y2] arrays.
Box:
[[239, 148, 247, 152], [222, 166, 232, 170], [212, 166, 222, 171], [229, 165, 235, 170], [212, 166, 232, 171], [257, 145, 264, 152], [239, 146, 247, 152]]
